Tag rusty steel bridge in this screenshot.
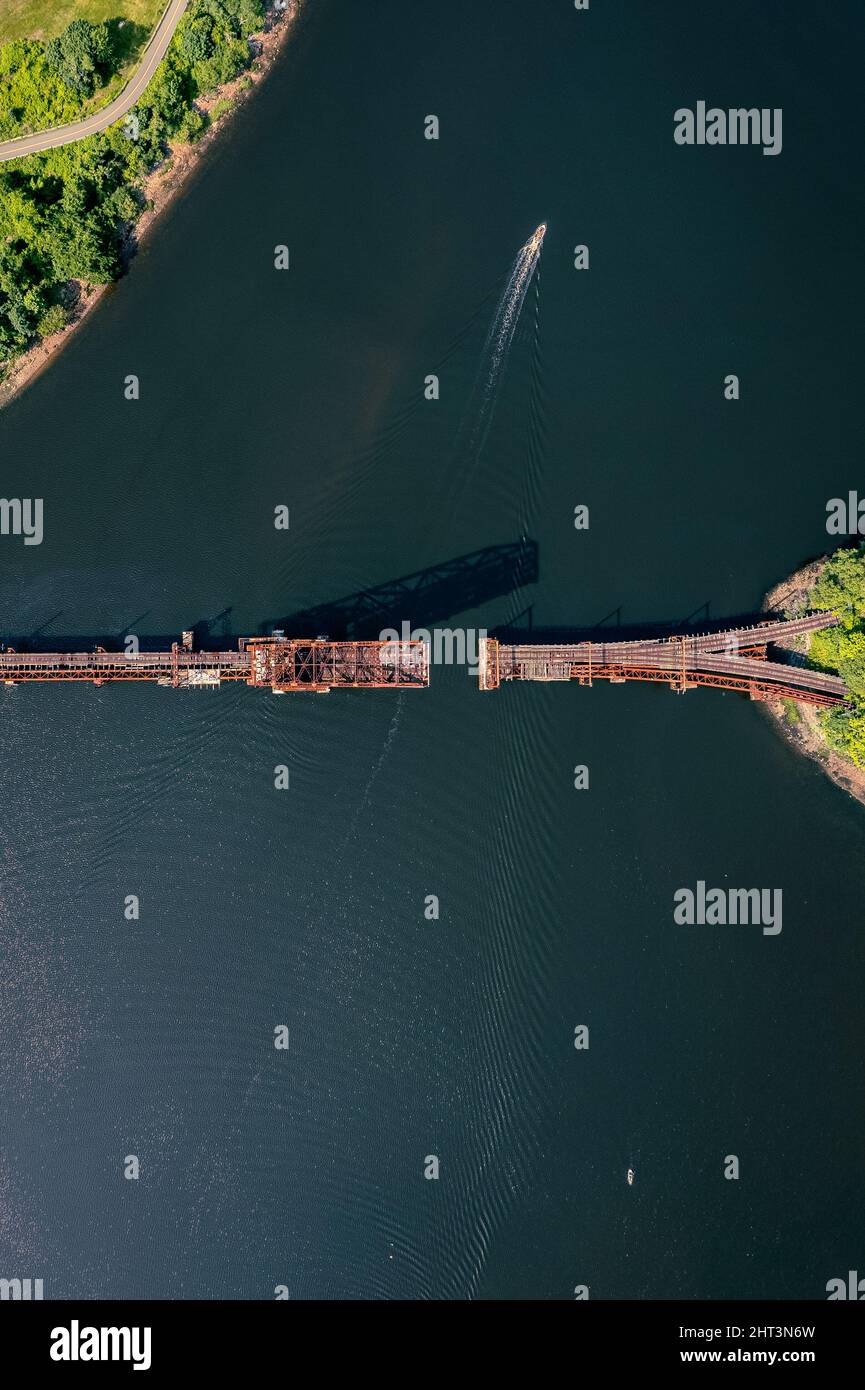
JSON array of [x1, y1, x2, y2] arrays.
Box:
[[478, 611, 849, 707], [0, 612, 849, 705], [0, 635, 430, 693]]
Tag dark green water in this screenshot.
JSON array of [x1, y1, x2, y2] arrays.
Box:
[[1, 0, 863, 1298]]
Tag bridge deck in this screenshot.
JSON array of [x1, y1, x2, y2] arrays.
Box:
[[0, 639, 429, 691], [0, 617, 846, 705], [479, 613, 849, 707], [0, 651, 247, 682]]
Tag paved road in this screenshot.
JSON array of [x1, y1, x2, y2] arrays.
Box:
[[0, 0, 188, 164]]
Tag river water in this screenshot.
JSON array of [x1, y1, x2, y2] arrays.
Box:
[[0, 0, 863, 1299]]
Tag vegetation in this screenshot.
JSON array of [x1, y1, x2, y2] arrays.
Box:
[[807, 545, 865, 765], [0, 2, 163, 48], [0, 0, 266, 367], [36, 302, 68, 335]]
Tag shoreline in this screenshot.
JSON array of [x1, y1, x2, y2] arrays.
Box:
[[0, 1, 302, 411], [762, 557, 865, 807]]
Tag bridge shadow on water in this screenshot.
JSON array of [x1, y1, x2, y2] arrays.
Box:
[[4, 543, 801, 655], [264, 539, 539, 639], [2, 540, 541, 653], [493, 601, 784, 646]]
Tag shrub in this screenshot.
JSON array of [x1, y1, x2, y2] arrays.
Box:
[[36, 303, 67, 336]]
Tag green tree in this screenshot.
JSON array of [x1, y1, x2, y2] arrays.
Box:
[[37, 303, 67, 336], [180, 21, 216, 64], [192, 39, 248, 95], [45, 20, 111, 98], [810, 546, 865, 625], [807, 545, 865, 766], [231, 0, 267, 32], [0, 0, 261, 366]]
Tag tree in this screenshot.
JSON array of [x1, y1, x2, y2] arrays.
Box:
[[232, 0, 267, 33], [811, 546, 865, 626], [177, 106, 208, 143], [807, 546, 865, 765], [2, 290, 33, 343], [0, 0, 260, 364], [180, 21, 216, 64], [821, 705, 865, 766], [37, 303, 67, 336], [45, 20, 111, 97], [143, 62, 188, 135], [47, 210, 118, 283], [192, 40, 248, 96]]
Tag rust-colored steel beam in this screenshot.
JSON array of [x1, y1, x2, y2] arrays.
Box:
[[243, 638, 428, 691], [478, 638, 849, 707], [0, 637, 430, 692]]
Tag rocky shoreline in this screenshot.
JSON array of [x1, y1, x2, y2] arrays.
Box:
[[762, 557, 865, 807], [0, 1, 302, 410]]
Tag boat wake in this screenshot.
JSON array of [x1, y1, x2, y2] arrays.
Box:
[[481, 224, 546, 396], [458, 223, 546, 477]]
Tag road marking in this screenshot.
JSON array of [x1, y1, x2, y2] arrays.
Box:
[[0, 0, 189, 163]]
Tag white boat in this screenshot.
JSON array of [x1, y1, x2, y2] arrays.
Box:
[[627, 1168, 635, 1186], [526, 222, 547, 254]]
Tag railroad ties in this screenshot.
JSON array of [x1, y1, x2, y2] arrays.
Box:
[[0, 634, 430, 693], [478, 612, 850, 708], [0, 612, 849, 706], [243, 637, 429, 693]]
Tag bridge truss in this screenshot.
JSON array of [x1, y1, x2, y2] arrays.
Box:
[[479, 612, 849, 707]]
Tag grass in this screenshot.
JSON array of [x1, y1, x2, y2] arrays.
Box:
[[0, 1, 165, 47], [1, 2, 168, 132]]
